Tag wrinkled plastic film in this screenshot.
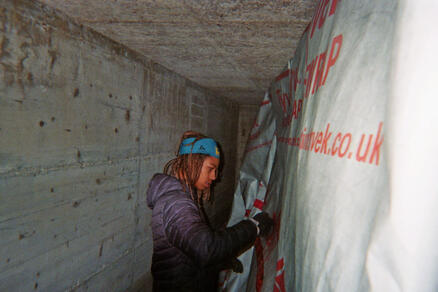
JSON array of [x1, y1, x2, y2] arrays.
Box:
[[220, 0, 438, 291]]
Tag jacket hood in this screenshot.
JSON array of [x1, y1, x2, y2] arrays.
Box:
[[146, 174, 186, 209]]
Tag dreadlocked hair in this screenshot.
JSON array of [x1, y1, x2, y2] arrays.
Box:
[[164, 131, 212, 203]]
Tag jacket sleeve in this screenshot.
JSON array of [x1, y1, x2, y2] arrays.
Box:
[[162, 193, 257, 268]]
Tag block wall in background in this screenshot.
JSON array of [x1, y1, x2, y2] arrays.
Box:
[[0, 1, 238, 291]]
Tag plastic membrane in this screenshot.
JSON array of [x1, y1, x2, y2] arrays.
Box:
[[220, 0, 438, 291]]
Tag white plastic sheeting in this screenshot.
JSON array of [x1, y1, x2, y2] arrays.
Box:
[[220, 0, 438, 291]]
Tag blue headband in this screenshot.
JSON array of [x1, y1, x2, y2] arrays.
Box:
[[179, 137, 220, 158]]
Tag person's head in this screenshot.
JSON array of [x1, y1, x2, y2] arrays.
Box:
[[164, 131, 220, 202]]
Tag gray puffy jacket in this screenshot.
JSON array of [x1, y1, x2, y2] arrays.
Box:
[[147, 174, 257, 292]]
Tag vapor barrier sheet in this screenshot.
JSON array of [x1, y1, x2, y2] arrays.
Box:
[[220, 0, 438, 291]]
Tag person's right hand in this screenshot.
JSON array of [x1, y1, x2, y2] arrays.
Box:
[[219, 257, 243, 273], [253, 212, 274, 237], [229, 257, 243, 273]]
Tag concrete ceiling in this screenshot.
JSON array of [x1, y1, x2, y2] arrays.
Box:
[[39, 0, 316, 105]]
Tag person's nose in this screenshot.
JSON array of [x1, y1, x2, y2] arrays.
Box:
[[210, 170, 217, 181]]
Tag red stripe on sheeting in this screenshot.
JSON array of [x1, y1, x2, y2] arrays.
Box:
[[254, 199, 264, 210], [274, 272, 286, 292], [260, 100, 271, 106], [255, 237, 264, 292], [274, 258, 286, 292], [245, 209, 251, 217], [275, 69, 289, 81], [249, 130, 261, 141], [276, 258, 284, 271], [246, 140, 272, 153]]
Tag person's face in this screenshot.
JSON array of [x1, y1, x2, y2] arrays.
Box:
[[195, 156, 220, 191]]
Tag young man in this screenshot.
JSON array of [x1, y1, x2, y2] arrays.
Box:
[[147, 131, 273, 291]]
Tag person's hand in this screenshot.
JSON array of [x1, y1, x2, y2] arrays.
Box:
[[229, 257, 243, 273], [220, 257, 243, 273], [253, 212, 274, 237]]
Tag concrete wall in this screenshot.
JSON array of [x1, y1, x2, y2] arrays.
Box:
[[0, 1, 238, 291]]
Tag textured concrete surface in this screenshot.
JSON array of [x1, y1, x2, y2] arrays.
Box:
[[0, 0, 238, 291], [37, 0, 317, 105]]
